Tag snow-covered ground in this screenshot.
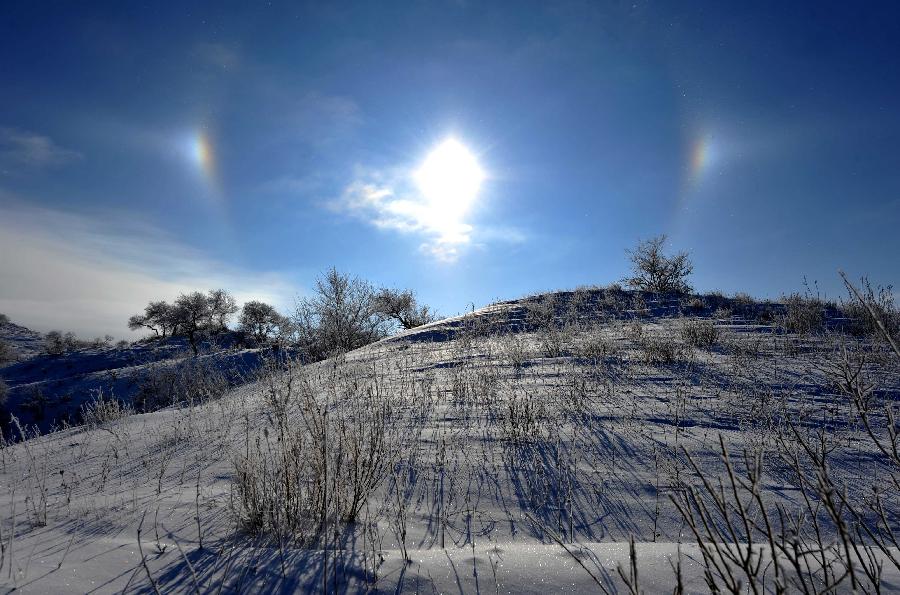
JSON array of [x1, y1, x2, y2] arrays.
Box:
[[0, 289, 897, 593]]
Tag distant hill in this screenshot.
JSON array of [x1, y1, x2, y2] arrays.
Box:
[[0, 316, 45, 363]]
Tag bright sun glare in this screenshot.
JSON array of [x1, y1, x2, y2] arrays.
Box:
[[414, 139, 485, 219]]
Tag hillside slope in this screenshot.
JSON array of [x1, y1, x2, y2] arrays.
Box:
[[0, 332, 266, 434], [0, 287, 897, 593]]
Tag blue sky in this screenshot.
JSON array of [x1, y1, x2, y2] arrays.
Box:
[[1, 1, 899, 337]]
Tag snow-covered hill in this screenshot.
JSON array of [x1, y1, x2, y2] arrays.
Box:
[[0, 287, 897, 593], [0, 318, 45, 363]]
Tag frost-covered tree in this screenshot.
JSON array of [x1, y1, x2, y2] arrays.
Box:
[[128, 301, 178, 338], [207, 289, 238, 331], [293, 268, 386, 359], [239, 301, 286, 343], [128, 290, 237, 353], [373, 288, 437, 330], [172, 292, 212, 356], [624, 235, 693, 295]]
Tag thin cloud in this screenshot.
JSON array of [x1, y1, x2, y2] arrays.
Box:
[[0, 128, 82, 169], [0, 201, 299, 338], [333, 166, 524, 263], [337, 177, 469, 262]]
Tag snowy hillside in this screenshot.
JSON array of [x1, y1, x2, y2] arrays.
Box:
[[0, 287, 897, 593], [0, 318, 44, 363], [0, 329, 268, 434]]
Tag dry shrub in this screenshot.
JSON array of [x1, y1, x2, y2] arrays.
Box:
[[703, 291, 729, 311], [526, 295, 573, 358], [682, 296, 705, 314], [574, 329, 620, 365], [839, 278, 898, 340], [135, 358, 230, 412], [498, 332, 531, 376], [455, 312, 493, 355], [599, 284, 629, 316], [681, 319, 719, 349], [451, 363, 500, 409], [713, 306, 733, 321], [501, 390, 549, 445], [80, 389, 132, 428], [233, 425, 315, 538], [525, 294, 557, 330], [754, 305, 779, 325], [639, 332, 689, 365], [22, 386, 51, 421], [232, 359, 398, 542], [780, 293, 826, 335]]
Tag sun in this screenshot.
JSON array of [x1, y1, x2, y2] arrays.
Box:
[[414, 138, 485, 217]]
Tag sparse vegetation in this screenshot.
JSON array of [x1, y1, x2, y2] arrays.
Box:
[[80, 389, 132, 428], [43, 330, 88, 355], [134, 358, 230, 411], [839, 276, 898, 340]]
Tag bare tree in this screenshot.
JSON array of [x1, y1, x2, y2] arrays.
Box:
[[172, 292, 212, 356], [624, 235, 693, 295], [206, 289, 238, 332], [239, 301, 286, 343], [128, 301, 178, 338], [293, 268, 386, 359], [373, 288, 437, 330]]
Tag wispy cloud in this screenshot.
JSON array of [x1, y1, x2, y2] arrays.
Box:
[[336, 176, 468, 262], [333, 163, 525, 262], [0, 199, 299, 338], [0, 128, 82, 169]]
